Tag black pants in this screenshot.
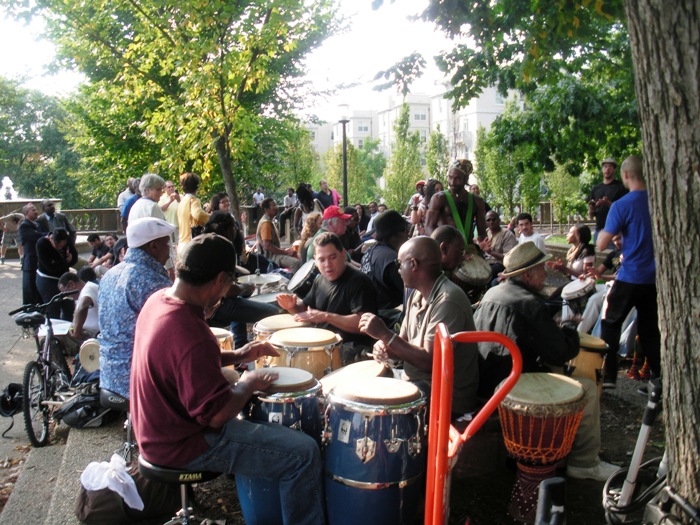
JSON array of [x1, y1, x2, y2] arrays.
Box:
[[600, 280, 661, 378], [22, 270, 41, 306]]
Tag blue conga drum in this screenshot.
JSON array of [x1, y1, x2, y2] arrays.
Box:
[[235, 367, 322, 525], [323, 377, 427, 525]]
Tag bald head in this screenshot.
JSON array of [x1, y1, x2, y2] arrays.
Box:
[[621, 155, 644, 181], [400, 237, 442, 277]]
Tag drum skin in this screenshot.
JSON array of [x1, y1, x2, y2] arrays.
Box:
[[253, 313, 309, 341], [561, 278, 596, 316], [319, 360, 393, 397], [323, 377, 427, 525], [260, 327, 343, 379], [236, 368, 323, 525], [288, 259, 319, 299]]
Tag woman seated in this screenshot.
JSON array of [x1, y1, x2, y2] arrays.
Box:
[[547, 224, 596, 279], [298, 212, 322, 264]]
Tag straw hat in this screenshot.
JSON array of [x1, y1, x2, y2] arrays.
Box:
[[501, 242, 552, 278]]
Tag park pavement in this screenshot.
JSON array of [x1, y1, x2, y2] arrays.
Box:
[[0, 243, 649, 525]]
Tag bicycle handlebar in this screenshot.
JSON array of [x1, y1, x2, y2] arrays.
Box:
[[8, 289, 79, 316]]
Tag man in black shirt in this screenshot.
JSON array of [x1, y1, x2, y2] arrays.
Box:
[[588, 158, 627, 242]]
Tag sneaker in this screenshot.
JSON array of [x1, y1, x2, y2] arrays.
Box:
[[567, 460, 619, 481], [602, 378, 617, 389], [0, 257, 4, 264]]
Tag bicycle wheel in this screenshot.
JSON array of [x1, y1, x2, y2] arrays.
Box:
[[22, 361, 50, 447], [49, 337, 72, 384]]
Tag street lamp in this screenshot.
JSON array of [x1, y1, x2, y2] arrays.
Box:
[[338, 104, 350, 207]]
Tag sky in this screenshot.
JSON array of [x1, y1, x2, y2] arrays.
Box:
[[0, 0, 458, 118]]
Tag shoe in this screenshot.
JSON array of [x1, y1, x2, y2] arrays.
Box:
[[602, 378, 617, 389], [0, 257, 4, 264], [567, 460, 619, 481], [637, 386, 648, 397]]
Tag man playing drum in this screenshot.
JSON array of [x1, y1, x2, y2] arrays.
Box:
[[131, 234, 325, 525], [474, 242, 618, 481], [424, 159, 487, 244], [359, 236, 479, 421], [477, 210, 517, 281], [277, 232, 378, 363]]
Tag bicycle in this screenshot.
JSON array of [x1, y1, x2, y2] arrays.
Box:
[[9, 290, 78, 447]]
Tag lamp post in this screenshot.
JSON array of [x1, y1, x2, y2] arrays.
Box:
[[339, 104, 350, 207]]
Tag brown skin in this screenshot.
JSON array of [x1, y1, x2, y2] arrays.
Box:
[[424, 168, 487, 240], [359, 237, 442, 372], [596, 162, 646, 251], [261, 201, 296, 258], [477, 211, 510, 261], [588, 162, 618, 218], [58, 279, 91, 339], [166, 271, 281, 429]]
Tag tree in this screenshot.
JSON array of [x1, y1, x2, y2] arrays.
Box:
[[543, 164, 586, 223], [382, 103, 422, 211], [392, 0, 700, 508], [323, 140, 382, 206], [425, 124, 450, 182], [6, 0, 337, 213]]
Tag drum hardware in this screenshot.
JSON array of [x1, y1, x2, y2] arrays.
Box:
[[264, 327, 343, 379], [384, 433, 404, 454], [356, 418, 376, 462]]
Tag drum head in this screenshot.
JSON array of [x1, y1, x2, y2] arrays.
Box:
[[269, 327, 338, 347], [579, 333, 607, 351], [256, 314, 308, 332], [288, 260, 316, 291], [453, 253, 491, 285], [320, 360, 391, 396], [238, 273, 282, 285], [265, 367, 316, 394], [561, 278, 595, 300], [500, 373, 584, 415], [333, 377, 421, 405], [210, 327, 233, 341], [79, 338, 100, 373]]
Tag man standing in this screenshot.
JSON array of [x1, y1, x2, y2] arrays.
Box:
[[256, 197, 301, 272], [424, 159, 487, 244], [478, 210, 517, 278], [279, 187, 298, 240], [98, 217, 174, 399], [588, 157, 627, 242], [0, 211, 24, 265], [18, 203, 45, 305], [117, 178, 135, 212], [516, 212, 547, 252], [306, 205, 350, 262], [36, 200, 76, 244], [252, 186, 265, 207], [404, 180, 425, 215], [158, 180, 180, 238], [360, 210, 409, 310], [474, 242, 618, 481], [277, 232, 377, 362], [315, 179, 337, 209], [597, 155, 660, 388], [131, 234, 325, 525], [359, 236, 479, 419]]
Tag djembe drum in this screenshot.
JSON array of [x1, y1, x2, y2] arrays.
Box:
[[498, 373, 586, 523], [567, 333, 608, 398]]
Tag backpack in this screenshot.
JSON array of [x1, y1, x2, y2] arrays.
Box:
[[0, 383, 22, 418], [54, 392, 118, 429]]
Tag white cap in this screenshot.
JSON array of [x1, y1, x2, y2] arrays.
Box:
[[126, 217, 175, 248]]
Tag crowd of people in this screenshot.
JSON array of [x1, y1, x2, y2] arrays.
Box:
[[7, 153, 662, 521]]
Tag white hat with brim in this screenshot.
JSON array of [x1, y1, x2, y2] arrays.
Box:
[[127, 217, 176, 248], [501, 242, 552, 278], [601, 157, 617, 168]]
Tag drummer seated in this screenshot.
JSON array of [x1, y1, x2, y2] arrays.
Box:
[[474, 243, 619, 481], [57, 271, 100, 356], [277, 232, 378, 364], [359, 237, 480, 421]]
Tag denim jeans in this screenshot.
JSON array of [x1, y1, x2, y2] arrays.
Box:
[[185, 417, 325, 525]]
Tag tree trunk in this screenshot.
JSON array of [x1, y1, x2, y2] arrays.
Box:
[[625, 0, 700, 508], [214, 131, 240, 216]]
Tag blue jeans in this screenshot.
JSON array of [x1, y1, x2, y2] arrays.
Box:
[[210, 297, 281, 347], [185, 417, 325, 525]]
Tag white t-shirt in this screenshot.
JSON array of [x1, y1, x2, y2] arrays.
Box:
[[78, 282, 100, 333], [518, 231, 547, 252], [253, 192, 265, 206]]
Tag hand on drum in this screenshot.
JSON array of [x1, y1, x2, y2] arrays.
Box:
[[276, 293, 298, 311], [238, 368, 279, 393], [294, 307, 325, 324], [546, 258, 567, 273], [358, 312, 391, 341], [371, 340, 391, 363], [236, 340, 280, 362]]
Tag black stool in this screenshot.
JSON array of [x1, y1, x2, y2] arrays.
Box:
[[138, 455, 221, 525], [100, 389, 135, 463]]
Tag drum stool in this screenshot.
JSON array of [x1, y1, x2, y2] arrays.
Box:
[[99, 389, 136, 463], [138, 456, 221, 525]]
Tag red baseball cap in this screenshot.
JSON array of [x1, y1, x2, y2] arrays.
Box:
[[323, 205, 352, 221], [415, 180, 426, 189]]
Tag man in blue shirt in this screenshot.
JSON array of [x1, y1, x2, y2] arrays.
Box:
[[98, 217, 174, 398], [597, 155, 660, 388]]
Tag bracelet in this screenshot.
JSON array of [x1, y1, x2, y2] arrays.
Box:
[[386, 333, 398, 348]]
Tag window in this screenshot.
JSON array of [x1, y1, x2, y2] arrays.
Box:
[[495, 92, 504, 104], [414, 112, 427, 121], [358, 123, 369, 132], [358, 139, 364, 149], [310, 131, 316, 140], [419, 130, 427, 143]]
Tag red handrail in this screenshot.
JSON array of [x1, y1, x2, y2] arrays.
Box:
[[425, 325, 523, 525]]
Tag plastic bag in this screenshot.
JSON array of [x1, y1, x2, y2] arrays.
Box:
[[80, 454, 144, 510]]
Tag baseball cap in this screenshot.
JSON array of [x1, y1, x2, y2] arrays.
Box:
[[323, 205, 352, 221], [177, 233, 237, 276], [601, 157, 617, 168], [126, 217, 175, 248], [415, 180, 426, 189]]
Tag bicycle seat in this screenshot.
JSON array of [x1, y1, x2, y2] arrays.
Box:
[[13, 312, 46, 329], [100, 389, 129, 411]]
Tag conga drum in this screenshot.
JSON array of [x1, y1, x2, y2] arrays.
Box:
[[561, 278, 596, 316], [287, 259, 319, 299], [253, 313, 309, 341], [319, 360, 393, 397], [568, 333, 607, 397], [236, 368, 323, 525], [261, 327, 342, 379], [79, 338, 100, 373], [210, 327, 234, 350], [323, 377, 426, 525], [498, 373, 586, 523]]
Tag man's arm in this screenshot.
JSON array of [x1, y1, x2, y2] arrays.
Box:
[[71, 295, 94, 339], [473, 197, 488, 241], [359, 313, 432, 371], [424, 193, 445, 235], [208, 369, 279, 428], [297, 309, 365, 334], [596, 230, 614, 252]]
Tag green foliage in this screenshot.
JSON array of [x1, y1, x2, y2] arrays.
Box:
[[543, 164, 587, 222], [0, 77, 81, 207], [382, 104, 422, 210], [425, 125, 450, 182], [323, 138, 383, 206]]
